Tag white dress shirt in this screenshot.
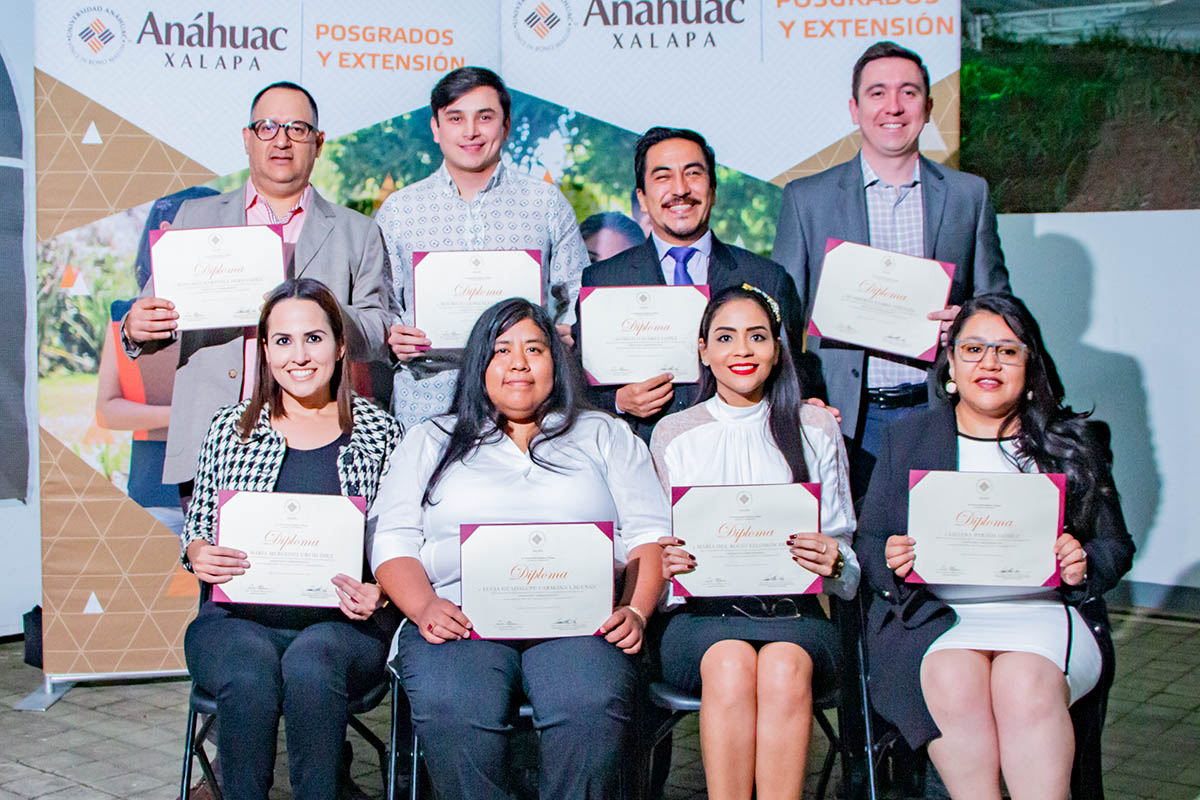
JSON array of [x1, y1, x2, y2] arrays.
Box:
[[649, 395, 860, 600], [651, 230, 712, 286], [368, 411, 670, 605]]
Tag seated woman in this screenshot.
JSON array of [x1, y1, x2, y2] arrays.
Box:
[[857, 293, 1135, 800], [182, 278, 401, 800], [370, 297, 668, 800], [651, 285, 860, 800]]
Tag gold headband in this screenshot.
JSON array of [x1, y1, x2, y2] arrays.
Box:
[[740, 283, 781, 324]]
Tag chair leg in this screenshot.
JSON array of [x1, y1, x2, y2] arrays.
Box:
[[388, 681, 401, 800], [347, 715, 388, 798], [193, 715, 223, 800], [409, 728, 421, 800], [180, 707, 197, 800], [814, 708, 840, 800]]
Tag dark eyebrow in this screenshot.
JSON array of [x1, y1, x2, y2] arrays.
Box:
[[712, 325, 769, 333], [651, 161, 707, 174]]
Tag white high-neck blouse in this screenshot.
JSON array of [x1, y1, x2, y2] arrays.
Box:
[[649, 395, 860, 600]]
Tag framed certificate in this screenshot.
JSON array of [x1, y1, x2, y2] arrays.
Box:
[[460, 522, 614, 640], [906, 470, 1065, 587], [807, 239, 955, 361], [413, 249, 543, 349], [213, 490, 365, 607], [149, 224, 286, 330], [670, 483, 822, 597], [579, 285, 711, 385]]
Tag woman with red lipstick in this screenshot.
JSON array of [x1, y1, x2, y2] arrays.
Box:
[[857, 293, 1134, 799], [182, 278, 401, 800], [650, 285, 859, 800]]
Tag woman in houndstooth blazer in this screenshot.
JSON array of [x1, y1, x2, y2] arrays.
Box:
[[181, 278, 401, 800]]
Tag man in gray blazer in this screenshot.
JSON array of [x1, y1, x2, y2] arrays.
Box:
[[122, 81, 394, 491], [772, 41, 1010, 496]]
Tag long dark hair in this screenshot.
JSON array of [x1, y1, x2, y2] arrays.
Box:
[[935, 293, 1117, 532], [421, 298, 589, 506], [237, 278, 353, 439], [694, 286, 810, 483]]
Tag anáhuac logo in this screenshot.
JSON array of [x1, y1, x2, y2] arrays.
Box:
[[513, 0, 573, 51], [584, 0, 746, 49], [67, 6, 127, 65], [136, 11, 288, 72]]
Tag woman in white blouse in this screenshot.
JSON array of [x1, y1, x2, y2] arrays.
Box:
[[370, 298, 668, 800], [651, 285, 859, 800]]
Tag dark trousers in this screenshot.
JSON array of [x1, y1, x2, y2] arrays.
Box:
[[849, 399, 931, 508], [184, 601, 389, 800], [394, 623, 637, 800]]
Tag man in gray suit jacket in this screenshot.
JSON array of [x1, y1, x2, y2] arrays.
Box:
[[122, 81, 394, 490], [772, 41, 1010, 496]]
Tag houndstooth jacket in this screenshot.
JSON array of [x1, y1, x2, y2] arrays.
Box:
[[181, 395, 402, 567]]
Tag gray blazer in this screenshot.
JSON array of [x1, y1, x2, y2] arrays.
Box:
[[136, 185, 395, 483], [771, 154, 1010, 437]]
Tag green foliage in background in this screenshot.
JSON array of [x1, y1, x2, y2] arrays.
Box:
[[961, 34, 1200, 212]]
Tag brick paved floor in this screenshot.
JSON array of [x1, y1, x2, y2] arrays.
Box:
[[1, 609, 1197, 799]]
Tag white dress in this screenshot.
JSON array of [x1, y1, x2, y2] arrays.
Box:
[[650, 395, 860, 601], [368, 411, 670, 608], [924, 434, 1102, 703]]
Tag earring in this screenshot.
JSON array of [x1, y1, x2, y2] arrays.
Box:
[[1026, 389, 1034, 401], [945, 379, 957, 394]]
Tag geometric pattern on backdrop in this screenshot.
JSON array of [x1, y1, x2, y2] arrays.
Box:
[[34, 69, 215, 241], [770, 70, 961, 187], [40, 428, 196, 675]]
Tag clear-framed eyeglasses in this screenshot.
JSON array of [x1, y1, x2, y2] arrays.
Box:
[[954, 339, 1028, 365], [730, 596, 804, 620], [248, 119, 317, 142]]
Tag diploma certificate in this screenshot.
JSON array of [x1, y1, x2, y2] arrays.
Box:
[[413, 250, 543, 348], [807, 239, 955, 361], [149, 225, 285, 330], [906, 471, 1065, 587], [213, 491, 366, 607], [460, 522, 614, 640], [579, 285, 711, 385], [671, 483, 822, 597]]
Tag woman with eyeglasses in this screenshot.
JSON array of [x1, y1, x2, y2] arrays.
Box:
[[370, 298, 668, 800], [857, 293, 1134, 799], [650, 285, 859, 799]]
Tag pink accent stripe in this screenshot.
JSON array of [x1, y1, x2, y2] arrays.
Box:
[[596, 521, 615, 541], [801, 575, 823, 595], [671, 486, 691, 504], [579, 286, 596, 302], [693, 285, 711, 299], [524, 249, 542, 265], [908, 469, 930, 490], [807, 320, 823, 338], [938, 259, 957, 280], [824, 237, 844, 255], [905, 570, 927, 584], [460, 524, 480, 543], [671, 577, 693, 598], [584, 368, 601, 386], [412, 251, 429, 268]]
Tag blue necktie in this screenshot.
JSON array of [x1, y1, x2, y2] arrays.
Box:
[[668, 246, 697, 286]]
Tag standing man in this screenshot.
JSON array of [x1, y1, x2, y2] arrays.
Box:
[[122, 81, 394, 498], [582, 127, 808, 443], [379, 67, 588, 431], [772, 41, 1009, 495]]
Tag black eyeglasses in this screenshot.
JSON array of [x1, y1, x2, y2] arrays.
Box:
[[954, 339, 1028, 365], [731, 596, 804, 620], [247, 119, 317, 142]]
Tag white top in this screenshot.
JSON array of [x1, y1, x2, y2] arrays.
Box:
[[368, 411, 670, 604], [649, 395, 860, 601], [933, 434, 1052, 602]]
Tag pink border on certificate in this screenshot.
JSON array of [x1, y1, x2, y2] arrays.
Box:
[[212, 490, 365, 604], [580, 284, 710, 386], [670, 482, 823, 597], [149, 223, 285, 297], [459, 521, 615, 640], [412, 250, 545, 349]]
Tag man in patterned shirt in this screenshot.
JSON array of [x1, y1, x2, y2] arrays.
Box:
[[378, 67, 588, 430], [771, 41, 1010, 498]]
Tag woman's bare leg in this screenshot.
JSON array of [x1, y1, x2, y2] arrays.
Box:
[[921, 649, 1004, 800], [990, 651, 1073, 800], [699, 640, 759, 800], [753, 642, 814, 800]]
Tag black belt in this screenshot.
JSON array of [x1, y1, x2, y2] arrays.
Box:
[[866, 381, 928, 409]]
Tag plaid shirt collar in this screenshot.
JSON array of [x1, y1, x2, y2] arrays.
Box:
[[860, 152, 921, 189]]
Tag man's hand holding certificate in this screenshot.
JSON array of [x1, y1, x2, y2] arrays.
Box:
[[460, 522, 615, 639], [149, 224, 286, 331], [808, 239, 955, 361], [579, 285, 710, 385], [670, 483, 823, 597], [213, 491, 366, 607], [905, 470, 1065, 587], [413, 250, 543, 349]]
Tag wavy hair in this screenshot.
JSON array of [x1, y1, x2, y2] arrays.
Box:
[[422, 298, 589, 506], [694, 286, 810, 483], [238, 278, 353, 439], [934, 293, 1118, 531]]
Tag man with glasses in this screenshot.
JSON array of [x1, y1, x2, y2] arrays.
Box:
[[122, 81, 394, 500]]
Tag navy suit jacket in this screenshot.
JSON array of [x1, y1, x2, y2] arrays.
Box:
[[577, 235, 806, 443], [772, 154, 1011, 437]]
